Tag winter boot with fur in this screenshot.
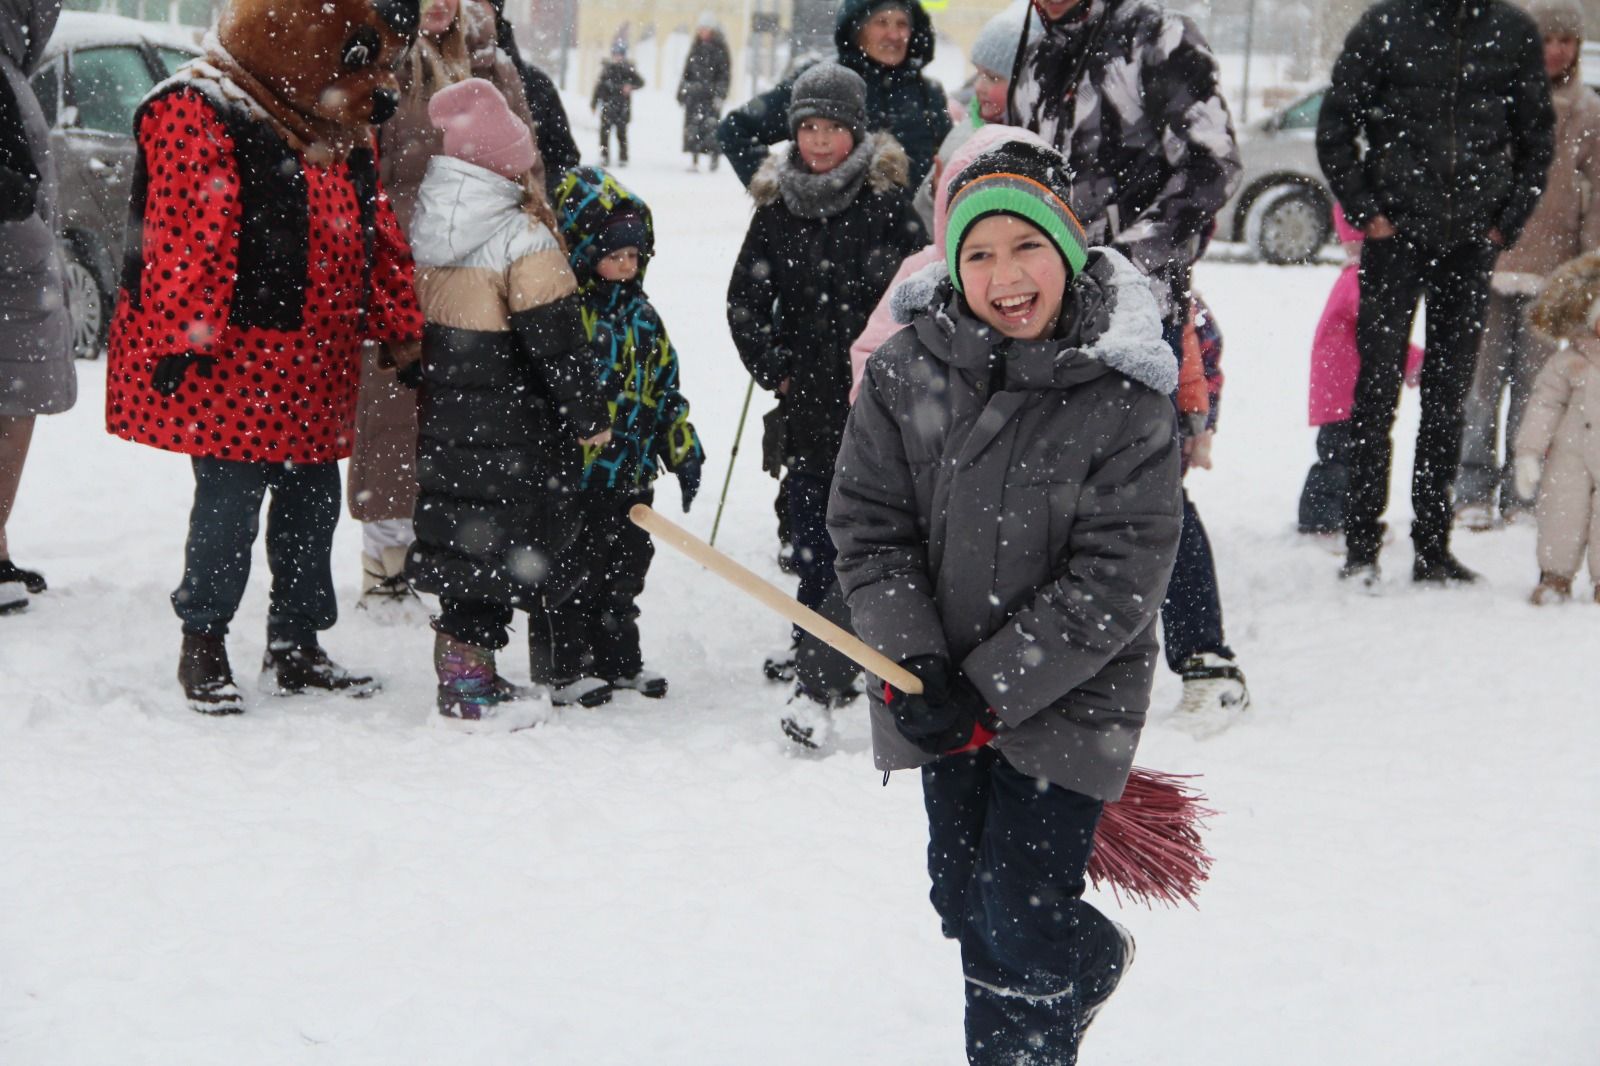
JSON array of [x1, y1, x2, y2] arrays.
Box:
[[260, 642, 380, 697], [1173, 653, 1250, 737], [178, 633, 245, 715], [1531, 572, 1573, 605]]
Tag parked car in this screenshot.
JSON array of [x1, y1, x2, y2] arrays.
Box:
[[29, 13, 202, 358], [1218, 46, 1600, 265]]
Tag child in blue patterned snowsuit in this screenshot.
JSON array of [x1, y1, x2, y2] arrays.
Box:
[[529, 167, 704, 703]]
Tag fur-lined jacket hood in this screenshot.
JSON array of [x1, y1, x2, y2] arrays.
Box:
[[749, 131, 909, 219], [1531, 250, 1600, 341]]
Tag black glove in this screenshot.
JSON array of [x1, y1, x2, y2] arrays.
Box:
[[884, 655, 1001, 755], [395, 360, 423, 389], [0, 166, 37, 222], [150, 354, 217, 397], [676, 452, 702, 513]]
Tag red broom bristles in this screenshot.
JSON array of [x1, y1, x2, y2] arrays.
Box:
[[1089, 767, 1216, 909]]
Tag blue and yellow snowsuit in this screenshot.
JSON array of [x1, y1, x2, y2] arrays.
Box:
[[527, 167, 703, 687]]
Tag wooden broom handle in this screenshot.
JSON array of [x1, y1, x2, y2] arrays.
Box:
[[628, 504, 924, 695]]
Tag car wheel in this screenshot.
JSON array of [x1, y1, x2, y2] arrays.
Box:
[[59, 237, 110, 359], [1246, 185, 1332, 265]]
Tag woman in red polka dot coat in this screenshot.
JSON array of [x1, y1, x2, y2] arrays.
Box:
[[104, 0, 425, 714]]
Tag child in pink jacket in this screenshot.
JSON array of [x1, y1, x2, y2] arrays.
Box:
[[1297, 206, 1423, 534]]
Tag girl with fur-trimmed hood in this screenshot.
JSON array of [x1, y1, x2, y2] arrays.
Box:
[[828, 132, 1182, 1063], [1513, 251, 1600, 604], [725, 59, 927, 741]]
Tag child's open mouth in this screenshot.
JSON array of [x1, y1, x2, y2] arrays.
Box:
[[991, 292, 1038, 325]]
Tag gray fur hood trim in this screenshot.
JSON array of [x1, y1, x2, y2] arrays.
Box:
[[749, 131, 910, 217], [899, 247, 1177, 396]]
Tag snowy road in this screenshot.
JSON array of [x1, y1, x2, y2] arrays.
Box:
[[2, 86, 1597, 1065]]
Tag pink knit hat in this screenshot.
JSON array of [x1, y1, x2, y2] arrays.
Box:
[[427, 78, 538, 180]]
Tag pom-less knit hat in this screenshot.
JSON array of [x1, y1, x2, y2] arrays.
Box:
[[969, 4, 1031, 77], [427, 77, 538, 180], [788, 60, 868, 140], [944, 139, 1088, 291]]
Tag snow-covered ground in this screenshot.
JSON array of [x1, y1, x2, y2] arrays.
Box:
[[3, 86, 1599, 1066]]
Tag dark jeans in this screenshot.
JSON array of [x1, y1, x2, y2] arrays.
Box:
[[172, 457, 340, 645], [1161, 490, 1234, 671], [923, 749, 1126, 1065], [599, 117, 629, 164], [1298, 422, 1354, 535], [437, 597, 516, 651], [1346, 236, 1495, 563], [528, 490, 653, 681]]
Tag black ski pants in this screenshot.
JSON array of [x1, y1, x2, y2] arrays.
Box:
[[1345, 236, 1495, 564], [528, 489, 653, 681], [172, 457, 340, 646], [923, 748, 1127, 1065]]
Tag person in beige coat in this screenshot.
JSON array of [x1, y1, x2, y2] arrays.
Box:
[[1513, 251, 1600, 603], [1457, 0, 1600, 530], [347, 0, 538, 612]]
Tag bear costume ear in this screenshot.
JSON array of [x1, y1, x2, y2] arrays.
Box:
[[218, 0, 420, 139]]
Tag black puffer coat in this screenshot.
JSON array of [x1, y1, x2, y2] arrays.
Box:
[[726, 133, 927, 477], [1316, 0, 1554, 250], [406, 158, 609, 607], [717, 0, 952, 189]]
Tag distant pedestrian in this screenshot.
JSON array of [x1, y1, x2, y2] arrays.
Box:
[[678, 17, 730, 171], [592, 42, 644, 167]]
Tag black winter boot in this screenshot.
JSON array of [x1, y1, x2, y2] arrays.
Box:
[[179, 633, 245, 715], [260, 642, 380, 696], [0, 560, 46, 593], [1412, 552, 1480, 585]]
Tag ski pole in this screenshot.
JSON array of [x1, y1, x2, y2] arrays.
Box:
[[629, 504, 921, 693], [708, 378, 756, 546]]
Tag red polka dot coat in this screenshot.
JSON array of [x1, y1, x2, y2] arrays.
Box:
[[105, 82, 423, 464]]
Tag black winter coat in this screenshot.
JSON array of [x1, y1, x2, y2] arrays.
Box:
[[592, 58, 644, 125], [717, 0, 952, 189], [726, 134, 927, 477], [1316, 0, 1554, 250]]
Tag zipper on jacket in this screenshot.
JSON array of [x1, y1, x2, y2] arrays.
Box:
[[1444, 2, 1466, 246]]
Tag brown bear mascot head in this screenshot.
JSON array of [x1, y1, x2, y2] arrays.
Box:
[[208, 0, 418, 160]]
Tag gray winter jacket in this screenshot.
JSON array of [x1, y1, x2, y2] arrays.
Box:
[[0, 0, 73, 416], [828, 249, 1182, 801]]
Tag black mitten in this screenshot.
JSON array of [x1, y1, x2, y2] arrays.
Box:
[[150, 354, 217, 397], [676, 452, 702, 512], [883, 655, 1000, 755]]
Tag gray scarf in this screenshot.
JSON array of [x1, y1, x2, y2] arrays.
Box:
[[773, 136, 876, 220]]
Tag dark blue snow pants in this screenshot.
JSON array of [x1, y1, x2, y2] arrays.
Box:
[[922, 748, 1127, 1065], [172, 457, 340, 646], [1160, 318, 1234, 673]]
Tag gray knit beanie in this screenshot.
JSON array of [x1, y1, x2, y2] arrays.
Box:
[[1531, 0, 1584, 38], [969, 5, 1030, 77], [788, 60, 868, 140]]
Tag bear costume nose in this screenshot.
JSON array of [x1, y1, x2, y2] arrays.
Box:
[[376, 0, 419, 38]]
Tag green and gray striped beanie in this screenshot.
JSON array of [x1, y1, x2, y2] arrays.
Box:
[[944, 140, 1088, 292]]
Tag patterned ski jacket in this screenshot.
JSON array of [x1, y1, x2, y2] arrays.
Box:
[[1007, 0, 1240, 281], [553, 167, 701, 494]]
